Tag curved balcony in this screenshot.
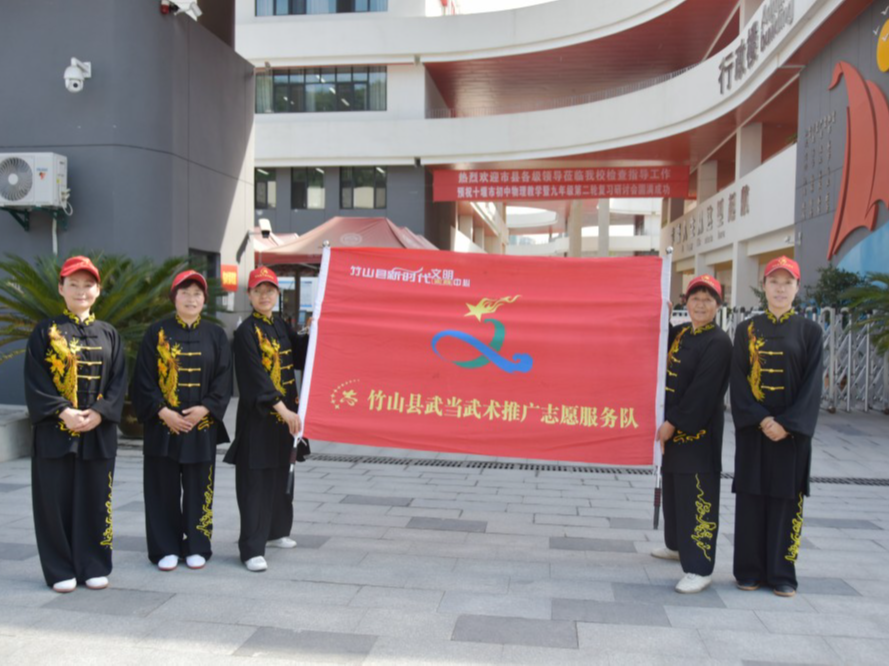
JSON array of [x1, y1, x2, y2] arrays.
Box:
[[254, 0, 836, 167], [237, 0, 699, 66]]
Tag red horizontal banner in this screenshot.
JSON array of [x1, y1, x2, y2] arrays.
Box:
[[433, 167, 689, 201], [299, 248, 667, 465]]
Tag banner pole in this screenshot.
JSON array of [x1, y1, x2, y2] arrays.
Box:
[[653, 246, 673, 529], [296, 243, 332, 442]]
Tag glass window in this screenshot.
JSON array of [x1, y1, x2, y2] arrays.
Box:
[[255, 169, 277, 209], [292, 168, 325, 209], [260, 67, 385, 113], [341, 167, 386, 209], [256, 0, 274, 16], [275, 0, 289, 14], [259, 0, 386, 14]]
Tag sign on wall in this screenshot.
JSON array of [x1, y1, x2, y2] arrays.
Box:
[[433, 167, 690, 202]]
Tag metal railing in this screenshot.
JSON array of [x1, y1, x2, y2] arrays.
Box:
[[426, 62, 701, 119], [672, 307, 888, 414]]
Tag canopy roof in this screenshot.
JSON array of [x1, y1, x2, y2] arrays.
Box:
[[255, 216, 438, 265]]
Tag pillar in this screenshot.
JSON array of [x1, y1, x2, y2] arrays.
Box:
[[567, 200, 583, 258], [731, 241, 760, 308], [696, 161, 718, 203], [736, 123, 763, 180], [597, 198, 610, 257], [458, 215, 473, 240]]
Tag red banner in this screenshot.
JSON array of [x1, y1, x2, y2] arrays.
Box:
[[221, 264, 239, 292], [299, 248, 668, 465], [433, 167, 689, 202]]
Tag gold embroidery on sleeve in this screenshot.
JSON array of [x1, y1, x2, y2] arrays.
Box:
[[673, 429, 707, 444], [668, 327, 688, 369], [747, 322, 766, 402], [157, 329, 182, 408], [785, 493, 804, 563], [691, 474, 717, 562], [255, 326, 285, 396], [47, 324, 81, 408]]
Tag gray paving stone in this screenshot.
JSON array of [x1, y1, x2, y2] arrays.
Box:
[[665, 606, 768, 632], [796, 576, 860, 596], [701, 629, 839, 664], [136, 619, 257, 655], [43, 588, 172, 617], [550, 536, 636, 552], [0, 542, 37, 561], [508, 579, 614, 601], [364, 635, 503, 665], [115, 501, 145, 512], [406, 516, 487, 532], [805, 517, 882, 530], [290, 534, 331, 549], [112, 534, 147, 552], [554, 599, 669, 626], [404, 571, 510, 594], [349, 586, 442, 611], [612, 582, 726, 608], [452, 614, 578, 649], [577, 623, 709, 656], [341, 494, 412, 507], [609, 517, 660, 529], [235, 627, 376, 663], [354, 608, 457, 641], [0, 483, 28, 493], [824, 637, 889, 666], [756, 610, 889, 638], [438, 591, 552, 620]]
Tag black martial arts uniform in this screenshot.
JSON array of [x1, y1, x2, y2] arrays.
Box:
[[223, 311, 308, 562], [661, 321, 732, 576], [731, 310, 823, 590], [24, 310, 126, 587], [132, 315, 233, 564]]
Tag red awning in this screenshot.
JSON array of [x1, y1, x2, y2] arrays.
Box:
[[255, 216, 438, 265]]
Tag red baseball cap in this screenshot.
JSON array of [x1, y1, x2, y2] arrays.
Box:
[[248, 266, 279, 289], [685, 274, 723, 303], [59, 256, 100, 283], [170, 270, 208, 296], [763, 255, 800, 280]]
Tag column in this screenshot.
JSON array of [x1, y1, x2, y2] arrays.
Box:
[[696, 161, 718, 203], [736, 123, 763, 180], [731, 241, 760, 308], [567, 200, 583, 258], [458, 215, 473, 240], [597, 198, 610, 257]]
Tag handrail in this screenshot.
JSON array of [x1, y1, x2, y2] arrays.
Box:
[[426, 61, 701, 119]]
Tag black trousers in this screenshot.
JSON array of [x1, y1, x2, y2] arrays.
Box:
[[733, 491, 805, 589], [234, 463, 293, 562], [31, 453, 115, 586], [144, 457, 215, 563], [662, 472, 720, 576]]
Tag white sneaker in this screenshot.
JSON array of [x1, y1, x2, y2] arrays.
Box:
[[651, 547, 681, 561], [52, 578, 77, 593], [267, 537, 297, 549], [158, 555, 179, 571], [186, 554, 206, 569], [675, 573, 712, 594], [85, 576, 109, 590], [245, 556, 268, 572]]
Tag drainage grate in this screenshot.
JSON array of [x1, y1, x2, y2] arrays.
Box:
[[307, 453, 889, 486]]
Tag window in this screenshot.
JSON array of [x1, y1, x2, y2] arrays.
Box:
[[341, 167, 386, 209], [257, 0, 387, 15], [255, 169, 277, 209], [256, 67, 386, 114], [188, 250, 220, 313], [292, 168, 325, 209]]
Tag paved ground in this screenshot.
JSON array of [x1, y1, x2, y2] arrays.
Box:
[[1, 404, 888, 665]]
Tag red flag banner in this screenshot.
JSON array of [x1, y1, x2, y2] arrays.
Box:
[[433, 167, 690, 202], [299, 248, 669, 465]]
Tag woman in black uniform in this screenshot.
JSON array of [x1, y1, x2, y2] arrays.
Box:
[[731, 256, 822, 597], [132, 270, 233, 572], [25, 256, 126, 593], [224, 266, 308, 572], [654, 274, 732, 593]]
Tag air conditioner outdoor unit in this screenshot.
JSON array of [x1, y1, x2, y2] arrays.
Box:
[[0, 153, 68, 208]]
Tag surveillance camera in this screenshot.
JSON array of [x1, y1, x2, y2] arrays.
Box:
[[64, 58, 91, 94], [258, 218, 272, 239]]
